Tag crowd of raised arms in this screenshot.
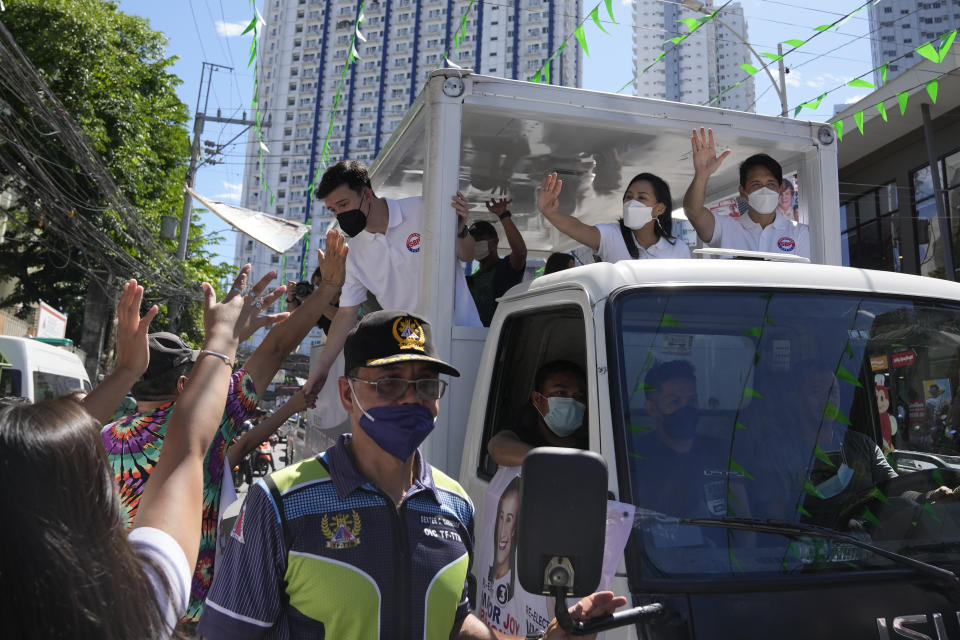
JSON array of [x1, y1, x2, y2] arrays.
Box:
[[0, 125, 817, 639]]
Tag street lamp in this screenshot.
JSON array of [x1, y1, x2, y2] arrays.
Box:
[[681, 0, 789, 117]]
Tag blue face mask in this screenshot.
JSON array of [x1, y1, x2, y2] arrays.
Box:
[[537, 395, 586, 437], [350, 381, 436, 461]]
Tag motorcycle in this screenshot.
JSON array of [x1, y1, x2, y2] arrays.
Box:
[[253, 441, 275, 477]]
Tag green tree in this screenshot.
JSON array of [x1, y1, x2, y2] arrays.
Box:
[[0, 0, 231, 353]]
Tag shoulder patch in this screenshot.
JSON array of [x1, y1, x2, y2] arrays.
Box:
[[271, 457, 331, 493], [430, 466, 472, 505]]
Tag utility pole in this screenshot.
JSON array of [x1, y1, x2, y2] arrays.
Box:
[[168, 62, 260, 330]]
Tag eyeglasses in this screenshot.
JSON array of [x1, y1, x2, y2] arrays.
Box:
[[350, 376, 447, 401]]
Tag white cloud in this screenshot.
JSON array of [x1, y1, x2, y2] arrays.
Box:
[[213, 181, 243, 202], [843, 94, 866, 104], [215, 20, 250, 38]]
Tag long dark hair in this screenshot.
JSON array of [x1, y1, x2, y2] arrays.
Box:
[[619, 172, 677, 257], [0, 399, 168, 639], [487, 475, 521, 601]]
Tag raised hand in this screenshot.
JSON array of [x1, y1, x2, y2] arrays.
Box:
[[316, 228, 348, 288], [690, 127, 731, 178], [114, 279, 158, 378], [485, 197, 512, 218], [204, 266, 287, 348], [451, 191, 470, 225], [537, 172, 563, 217]]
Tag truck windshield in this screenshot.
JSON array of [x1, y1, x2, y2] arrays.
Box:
[[611, 289, 960, 580]]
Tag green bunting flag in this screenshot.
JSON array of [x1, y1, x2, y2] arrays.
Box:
[[916, 30, 957, 64], [604, 0, 617, 23], [781, 39, 805, 48], [927, 80, 939, 103], [833, 120, 843, 141], [854, 110, 864, 134], [590, 6, 609, 34], [574, 24, 589, 57], [739, 63, 759, 75], [677, 17, 699, 32], [761, 52, 784, 61], [880, 63, 888, 83], [876, 101, 887, 122], [847, 78, 876, 89], [897, 91, 909, 115]]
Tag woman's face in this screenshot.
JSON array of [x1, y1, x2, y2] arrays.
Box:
[[622, 180, 660, 209], [779, 183, 794, 209], [494, 489, 520, 568]]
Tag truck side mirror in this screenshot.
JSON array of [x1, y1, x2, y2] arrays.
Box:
[[517, 447, 665, 635], [517, 447, 608, 598]]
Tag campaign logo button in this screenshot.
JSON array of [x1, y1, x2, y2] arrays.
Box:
[[777, 236, 795, 252], [406, 232, 421, 253]]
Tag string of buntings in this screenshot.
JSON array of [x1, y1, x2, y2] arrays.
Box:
[[703, 0, 876, 108], [826, 29, 957, 141], [440, 0, 478, 68], [242, 2, 272, 208], [529, 0, 618, 84], [616, 1, 729, 93], [311, 2, 366, 189]]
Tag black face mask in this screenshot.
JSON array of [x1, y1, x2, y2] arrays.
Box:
[[661, 405, 700, 441], [336, 193, 368, 237]]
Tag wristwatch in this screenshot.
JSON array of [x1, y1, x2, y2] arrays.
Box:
[[457, 224, 470, 238], [498, 210, 512, 220]]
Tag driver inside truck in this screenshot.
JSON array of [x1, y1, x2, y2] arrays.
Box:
[[487, 360, 588, 467], [771, 362, 959, 526]]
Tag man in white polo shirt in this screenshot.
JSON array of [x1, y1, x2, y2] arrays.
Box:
[[304, 160, 481, 396], [682, 127, 810, 259]]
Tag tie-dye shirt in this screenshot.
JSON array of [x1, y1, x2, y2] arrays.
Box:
[[101, 368, 258, 623]]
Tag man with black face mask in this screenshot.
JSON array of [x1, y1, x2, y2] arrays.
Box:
[[305, 160, 481, 401], [631, 359, 741, 519], [200, 309, 627, 639]]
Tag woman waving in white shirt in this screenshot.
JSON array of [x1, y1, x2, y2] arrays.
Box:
[[537, 171, 690, 263]]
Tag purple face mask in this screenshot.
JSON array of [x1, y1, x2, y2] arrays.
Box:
[[350, 381, 437, 461]]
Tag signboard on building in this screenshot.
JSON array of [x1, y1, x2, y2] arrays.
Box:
[[891, 349, 917, 368], [869, 355, 889, 371], [36, 301, 67, 339]]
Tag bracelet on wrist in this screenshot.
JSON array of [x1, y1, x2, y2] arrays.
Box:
[[198, 349, 234, 367], [457, 224, 470, 239], [498, 210, 512, 220]]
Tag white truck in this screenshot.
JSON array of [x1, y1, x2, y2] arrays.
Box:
[[330, 71, 960, 638]]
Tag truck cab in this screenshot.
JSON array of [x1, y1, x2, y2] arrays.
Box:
[[349, 70, 960, 637]]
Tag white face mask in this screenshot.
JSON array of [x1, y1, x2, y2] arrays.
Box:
[[622, 200, 654, 230], [747, 187, 779, 215], [474, 240, 490, 261]]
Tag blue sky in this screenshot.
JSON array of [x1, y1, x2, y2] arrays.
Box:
[[115, 0, 890, 266]]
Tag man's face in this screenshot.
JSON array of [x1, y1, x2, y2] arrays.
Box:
[[532, 371, 586, 419], [646, 377, 697, 426], [739, 165, 781, 198], [340, 361, 441, 421], [494, 489, 519, 567], [323, 184, 367, 215]]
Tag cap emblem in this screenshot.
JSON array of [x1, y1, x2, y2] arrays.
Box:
[[393, 316, 426, 351]]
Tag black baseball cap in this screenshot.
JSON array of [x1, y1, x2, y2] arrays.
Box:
[[132, 333, 199, 399], [344, 310, 460, 377]]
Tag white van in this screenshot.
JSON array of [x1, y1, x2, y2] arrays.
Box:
[[0, 336, 91, 402]]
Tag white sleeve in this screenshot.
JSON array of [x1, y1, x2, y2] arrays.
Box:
[[798, 223, 812, 260], [338, 252, 367, 308], [129, 526, 191, 635], [706, 211, 723, 247]]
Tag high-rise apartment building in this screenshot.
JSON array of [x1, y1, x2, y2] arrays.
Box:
[[869, 0, 959, 86], [235, 0, 583, 353], [632, 0, 755, 112]]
